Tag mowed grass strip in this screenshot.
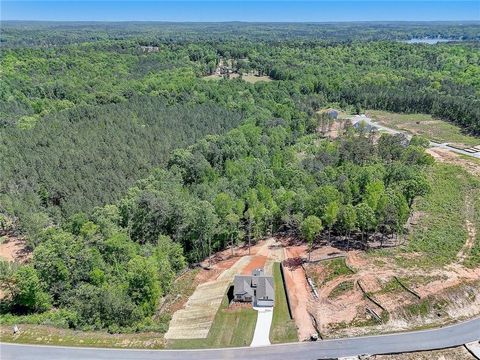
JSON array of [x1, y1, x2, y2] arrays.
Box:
[[270, 263, 298, 344], [407, 163, 479, 267], [0, 324, 165, 349], [167, 294, 257, 349]]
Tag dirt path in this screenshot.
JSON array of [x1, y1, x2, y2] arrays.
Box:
[[456, 196, 476, 264], [264, 238, 285, 276], [283, 247, 317, 341]]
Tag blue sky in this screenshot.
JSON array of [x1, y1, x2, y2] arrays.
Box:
[[2, 1, 479, 22]]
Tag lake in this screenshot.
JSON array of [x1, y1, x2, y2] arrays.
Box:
[[403, 38, 458, 44]]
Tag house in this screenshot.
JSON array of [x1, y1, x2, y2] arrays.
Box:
[[353, 120, 378, 133], [233, 268, 275, 307], [325, 109, 339, 119], [140, 46, 159, 53]]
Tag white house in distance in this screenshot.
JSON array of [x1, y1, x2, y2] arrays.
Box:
[[233, 268, 275, 307]]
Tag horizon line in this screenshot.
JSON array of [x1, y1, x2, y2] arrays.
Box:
[[3, 19, 480, 23]]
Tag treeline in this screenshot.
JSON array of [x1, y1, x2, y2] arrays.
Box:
[[1, 36, 479, 239], [2, 21, 479, 47], [0, 25, 477, 331], [334, 84, 480, 135], [0, 97, 244, 230], [1, 117, 433, 330], [2, 39, 478, 135]]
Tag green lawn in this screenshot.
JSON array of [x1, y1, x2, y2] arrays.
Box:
[[0, 324, 166, 349], [269, 263, 298, 344], [405, 163, 480, 267], [367, 110, 480, 147], [465, 188, 480, 268], [168, 294, 257, 349]]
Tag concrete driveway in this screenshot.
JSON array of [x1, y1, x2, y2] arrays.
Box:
[[250, 307, 273, 347]]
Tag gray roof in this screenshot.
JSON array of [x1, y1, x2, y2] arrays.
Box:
[[233, 271, 274, 303], [234, 275, 254, 296], [256, 276, 275, 301], [252, 268, 264, 277], [326, 109, 339, 118]]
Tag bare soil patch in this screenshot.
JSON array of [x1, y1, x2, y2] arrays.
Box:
[[299, 239, 480, 338], [283, 247, 317, 341], [456, 196, 476, 264], [373, 346, 475, 360], [0, 234, 30, 263], [426, 148, 480, 177], [242, 255, 267, 275]]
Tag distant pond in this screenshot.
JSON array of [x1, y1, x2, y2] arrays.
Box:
[[403, 38, 459, 44]]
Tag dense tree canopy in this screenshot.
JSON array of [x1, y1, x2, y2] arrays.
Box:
[[0, 22, 478, 331]]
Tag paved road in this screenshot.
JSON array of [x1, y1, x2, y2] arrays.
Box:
[[2, 317, 479, 360], [351, 115, 480, 159]]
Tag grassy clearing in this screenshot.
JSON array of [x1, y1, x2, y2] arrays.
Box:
[[306, 258, 353, 289], [0, 324, 165, 349], [270, 263, 298, 344], [465, 188, 480, 268], [323, 258, 354, 283], [168, 294, 257, 349], [404, 163, 479, 267], [154, 268, 201, 329], [241, 74, 272, 83], [328, 280, 354, 299], [403, 298, 449, 318], [367, 110, 479, 146], [378, 278, 403, 295], [202, 73, 271, 84]]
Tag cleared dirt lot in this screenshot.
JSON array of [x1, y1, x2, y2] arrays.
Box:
[[282, 247, 317, 341], [305, 247, 480, 338], [0, 234, 30, 263], [366, 110, 479, 148], [427, 147, 480, 177]]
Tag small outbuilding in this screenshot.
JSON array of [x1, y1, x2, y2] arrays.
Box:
[[233, 268, 275, 307], [325, 109, 339, 119]]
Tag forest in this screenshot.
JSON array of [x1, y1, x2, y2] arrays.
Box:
[[0, 22, 479, 332]]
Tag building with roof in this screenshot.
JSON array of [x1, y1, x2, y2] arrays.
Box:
[[233, 268, 275, 307], [325, 109, 339, 119]]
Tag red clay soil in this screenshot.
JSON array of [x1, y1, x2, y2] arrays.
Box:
[[314, 275, 368, 329], [345, 250, 369, 270], [195, 267, 223, 284], [309, 245, 346, 262], [241, 255, 268, 275], [201, 240, 267, 269], [283, 247, 317, 340]]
